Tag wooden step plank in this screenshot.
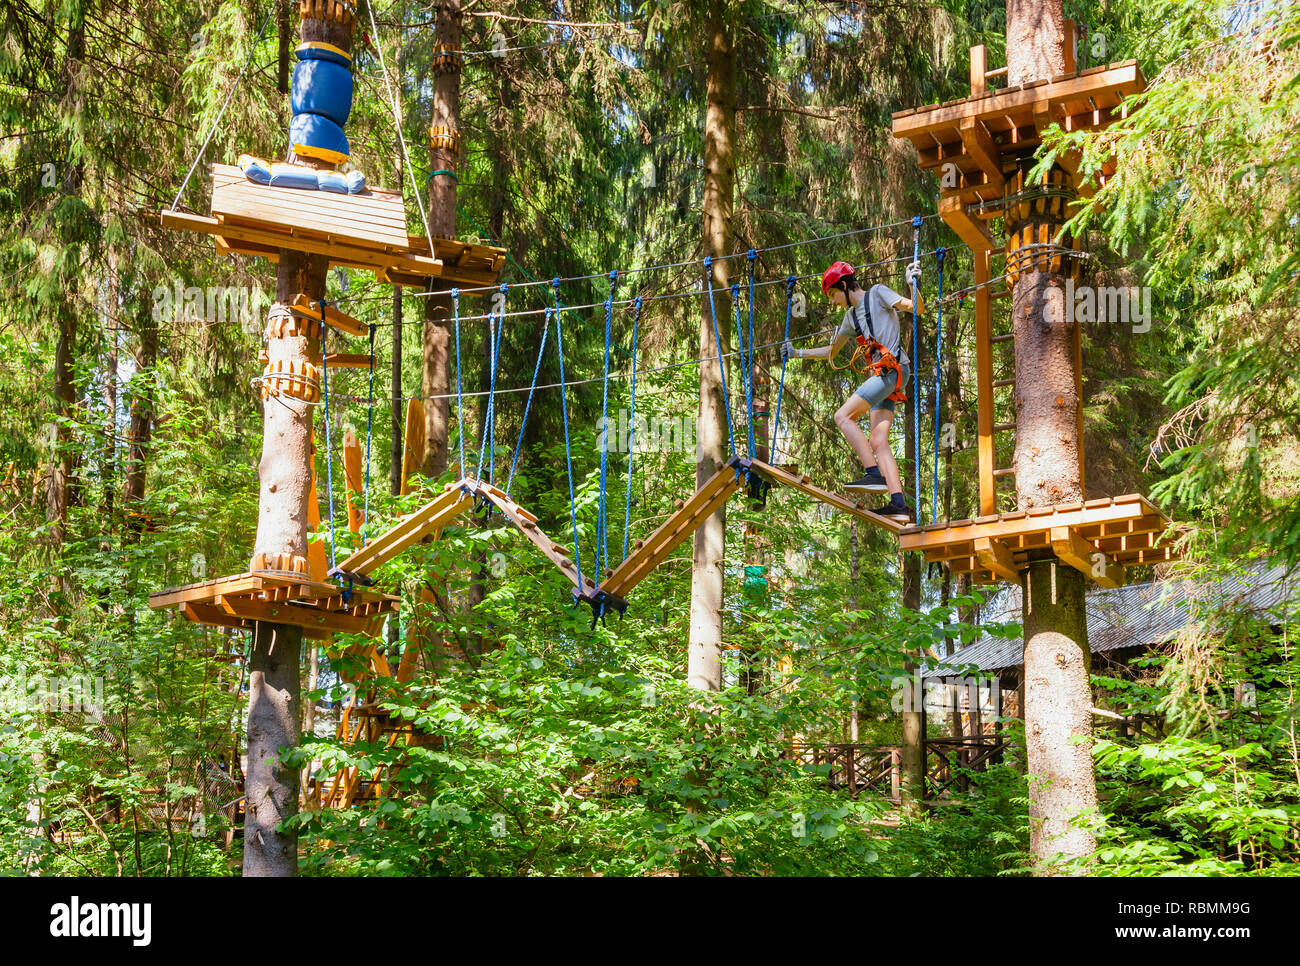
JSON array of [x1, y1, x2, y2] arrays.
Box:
[[335, 484, 475, 575], [325, 352, 374, 369], [602, 467, 743, 599], [744, 458, 905, 534], [469, 480, 600, 594]]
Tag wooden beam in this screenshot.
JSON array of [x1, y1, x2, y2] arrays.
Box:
[[974, 536, 1020, 583], [970, 44, 987, 96], [1050, 525, 1124, 588], [958, 117, 1005, 192], [216, 595, 381, 636], [342, 428, 364, 535], [288, 294, 367, 337], [470, 480, 601, 597], [974, 251, 996, 515], [938, 195, 996, 252], [326, 352, 374, 369]]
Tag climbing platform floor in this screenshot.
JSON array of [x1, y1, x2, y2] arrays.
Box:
[[897, 494, 1179, 587], [159, 163, 506, 288], [149, 571, 400, 639]]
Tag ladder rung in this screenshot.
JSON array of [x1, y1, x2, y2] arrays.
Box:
[[990, 333, 1014, 344], [993, 422, 1016, 433], [993, 467, 1015, 478], [990, 288, 1011, 300], [992, 378, 1015, 388]]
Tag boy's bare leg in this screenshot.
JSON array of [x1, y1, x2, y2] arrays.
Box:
[[869, 408, 903, 494], [834, 394, 876, 469]]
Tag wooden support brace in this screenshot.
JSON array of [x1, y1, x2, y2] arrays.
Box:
[[958, 117, 1005, 192], [974, 536, 1020, 583], [938, 195, 996, 253], [1050, 525, 1124, 588]]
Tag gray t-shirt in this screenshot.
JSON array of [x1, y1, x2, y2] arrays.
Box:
[[834, 284, 910, 366]]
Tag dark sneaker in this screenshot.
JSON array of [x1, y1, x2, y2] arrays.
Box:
[[844, 467, 889, 492], [869, 500, 914, 523]]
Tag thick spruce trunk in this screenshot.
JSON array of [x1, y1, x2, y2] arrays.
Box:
[[420, 0, 463, 480], [688, 2, 735, 693], [1007, 0, 1098, 872], [243, 5, 351, 876]]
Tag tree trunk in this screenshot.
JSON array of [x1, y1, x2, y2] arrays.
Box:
[[419, 0, 463, 480], [122, 312, 157, 518], [1007, 0, 1098, 872], [688, 1, 735, 694], [242, 1, 352, 874]]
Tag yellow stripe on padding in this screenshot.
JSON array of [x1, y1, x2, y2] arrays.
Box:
[[296, 41, 352, 64], [292, 142, 350, 165]]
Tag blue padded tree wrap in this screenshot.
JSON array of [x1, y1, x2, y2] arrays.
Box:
[[291, 58, 353, 127], [289, 112, 350, 164], [294, 42, 352, 68]]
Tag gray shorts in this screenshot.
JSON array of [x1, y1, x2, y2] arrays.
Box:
[[854, 364, 910, 412]]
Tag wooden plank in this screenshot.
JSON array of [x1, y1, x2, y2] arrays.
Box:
[[970, 44, 987, 96], [150, 572, 268, 609], [1051, 526, 1123, 588], [744, 458, 903, 534], [160, 209, 450, 281], [601, 462, 744, 599], [307, 462, 328, 582], [470, 481, 601, 596], [974, 536, 1020, 583], [342, 428, 364, 535], [401, 397, 425, 496], [335, 484, 474, 575], [892, 61, 1144, 141]]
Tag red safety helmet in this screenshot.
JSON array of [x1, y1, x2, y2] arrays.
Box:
[[821, 260, 855, 297]]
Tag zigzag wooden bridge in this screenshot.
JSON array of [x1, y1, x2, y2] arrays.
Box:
[[149, 455, 905, 636]]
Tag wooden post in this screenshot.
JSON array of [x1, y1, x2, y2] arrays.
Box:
[[970, 44, 988, 95], [974, 251, 996, 515]]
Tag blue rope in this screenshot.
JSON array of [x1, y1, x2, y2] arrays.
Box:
[[771, 276, 795, 463], [931, 248, 946, 524], [507, 308, 550, 497], [745, 249, 757, 459], [319, 311, 338, 573], [704, 257, 735, 456], [476, 285, 505, 482], [597, 271, 616, 576], [622, 295, 642, 564], [452, 288, 465, 476], [363, 323, 375, 541], [552, 279, 583, 593], [910, 216, 922, 516]]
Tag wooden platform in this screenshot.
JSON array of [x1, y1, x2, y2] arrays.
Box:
[[898, 494, 1178, 586], [149, 571, 400, 639], [892, 59, 1145, 215], [160, 163, 506, 289]]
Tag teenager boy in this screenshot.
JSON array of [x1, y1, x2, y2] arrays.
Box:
[[782, 260, 922, 522]]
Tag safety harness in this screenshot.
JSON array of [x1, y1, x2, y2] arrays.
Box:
[[848, 292, 907, 403]]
